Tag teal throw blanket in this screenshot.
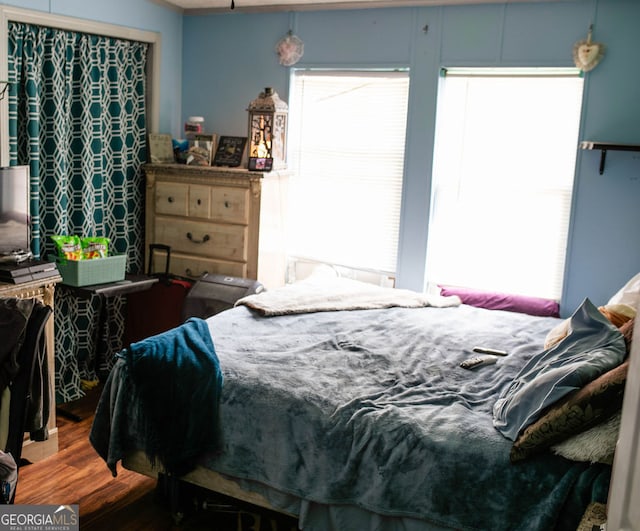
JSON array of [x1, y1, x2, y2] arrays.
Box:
[[105, 317, 222, 476]]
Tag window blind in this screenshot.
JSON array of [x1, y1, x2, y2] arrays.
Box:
[[426, 68, 584, 300], [287, 70, 410, 275]]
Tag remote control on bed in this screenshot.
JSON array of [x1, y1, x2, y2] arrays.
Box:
[[460, 355, 499, 370], [473, 346, 508, 356]]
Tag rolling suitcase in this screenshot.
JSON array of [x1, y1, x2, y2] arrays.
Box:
[[123, 244, 193, 344]]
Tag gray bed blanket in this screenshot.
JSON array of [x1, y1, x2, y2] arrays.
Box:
[[91, 303, 610, 530], [202, 304, 610, 531]]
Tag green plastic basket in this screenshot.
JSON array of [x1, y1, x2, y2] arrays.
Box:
[[55, 254, 126, 287]]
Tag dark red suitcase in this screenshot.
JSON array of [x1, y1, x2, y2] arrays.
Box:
[[123, 244, 193, 344]]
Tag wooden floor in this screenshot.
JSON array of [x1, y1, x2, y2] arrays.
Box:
[[15, 386, 298, 530]]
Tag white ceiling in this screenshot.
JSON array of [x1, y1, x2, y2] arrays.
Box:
[[162, 0, 559, 14]]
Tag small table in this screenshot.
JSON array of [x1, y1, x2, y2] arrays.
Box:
[[56, 274, 158, 420], [63, 273, 159, 298], [57, 274, 159, 360]]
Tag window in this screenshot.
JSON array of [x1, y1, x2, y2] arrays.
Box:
[[287, 70, 410, 278], [425, 68, 584, 300]]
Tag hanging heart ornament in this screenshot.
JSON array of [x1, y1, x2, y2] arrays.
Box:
[[573, 25, 605, 72]]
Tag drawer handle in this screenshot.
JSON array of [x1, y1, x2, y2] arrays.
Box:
[[224, 201, 230, 208], [197, 198, 202, 205], [186, 232, 210, 244], [168, 196, 174, 203]]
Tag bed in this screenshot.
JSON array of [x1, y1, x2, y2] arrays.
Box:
[[89, 271, 637, 531]]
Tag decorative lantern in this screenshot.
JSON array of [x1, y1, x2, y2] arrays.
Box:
[[247, 87, 288, 171]]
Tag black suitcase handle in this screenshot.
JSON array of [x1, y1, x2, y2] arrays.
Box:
[[148, 243, 171, 276]]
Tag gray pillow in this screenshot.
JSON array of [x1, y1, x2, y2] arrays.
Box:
[[493, 298, 626, 441]]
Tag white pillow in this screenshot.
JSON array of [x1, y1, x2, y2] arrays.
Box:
[[551, 412, 621, 464], [608, 272, 640, 309]]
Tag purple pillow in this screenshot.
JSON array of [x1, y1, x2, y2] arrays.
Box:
[[439, 285, 560, 317]]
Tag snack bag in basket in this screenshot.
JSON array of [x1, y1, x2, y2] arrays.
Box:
[[51, 235, 83, 261], [81, 236, 109, 259]]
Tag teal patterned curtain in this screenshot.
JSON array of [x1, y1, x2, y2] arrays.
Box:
[[7, 22, 148, 402], [8, 22, 147, 263]]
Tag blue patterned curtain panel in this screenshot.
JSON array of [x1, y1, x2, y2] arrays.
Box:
[[7, 22, 148, 402]]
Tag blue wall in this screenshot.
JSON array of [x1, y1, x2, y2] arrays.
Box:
[[6, 0, 638, 316], [182, 0, 640, 316]]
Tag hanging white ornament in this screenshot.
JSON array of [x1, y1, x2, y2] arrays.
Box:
[[573, 24, 605, 72], [276, 31, 304, 67]]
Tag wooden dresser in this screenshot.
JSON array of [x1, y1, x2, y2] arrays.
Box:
[[144, 164, 288, 289], [0, 275, 61, 461]]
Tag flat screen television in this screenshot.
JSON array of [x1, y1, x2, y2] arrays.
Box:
[[0, 165, 31, 256]]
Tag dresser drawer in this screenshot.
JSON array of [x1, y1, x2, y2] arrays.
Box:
[[189, 185, 211, 219], [210, 187, 249, 224], [155, 217, 248, 261], [155, 182, 188, 216], [169, 254, 247, 280]]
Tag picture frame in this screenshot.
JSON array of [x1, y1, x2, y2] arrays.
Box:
[[147, 133, 175, 164], [248, 157, 273, 172], [213, 136, 247, 168], [186, 133, 217, 166]]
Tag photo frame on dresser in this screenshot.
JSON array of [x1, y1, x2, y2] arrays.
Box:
[[147, 133, 175, 164], [187, 133, 217, 166], [213, 136, 247, 167], [248, 157, 273, 172]]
